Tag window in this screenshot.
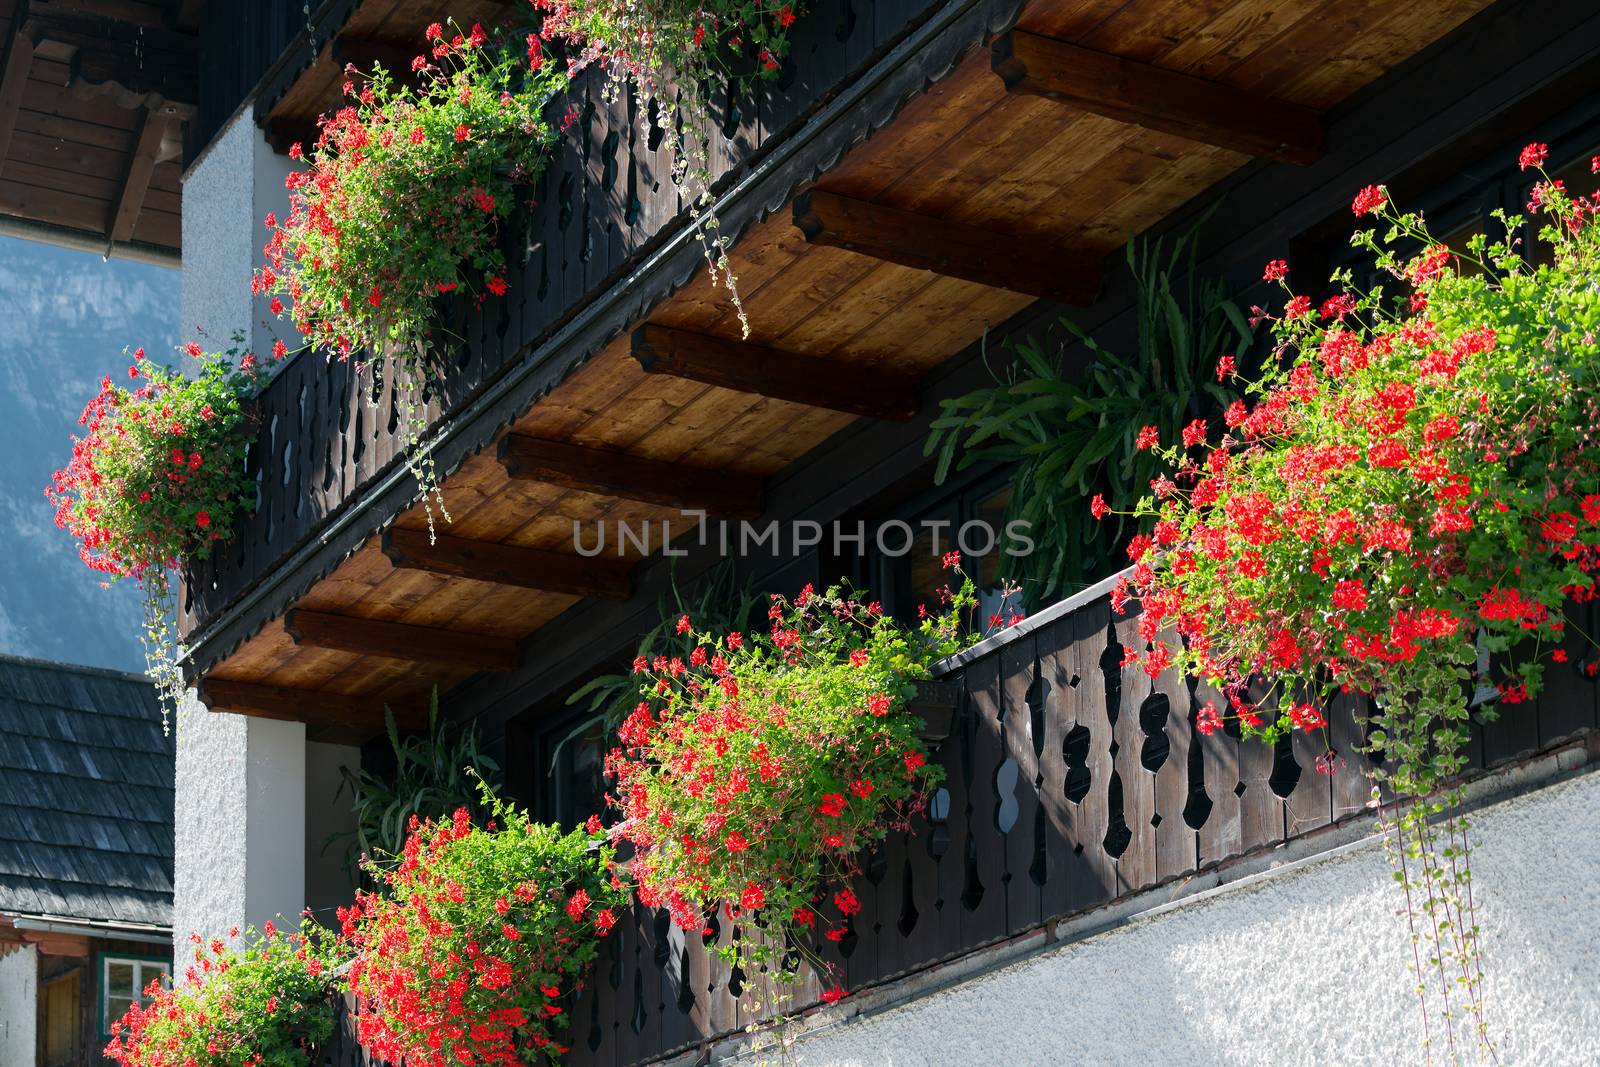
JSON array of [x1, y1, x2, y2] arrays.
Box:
[[39, 973, 79, 1067], [99, 955, 169, 1036]]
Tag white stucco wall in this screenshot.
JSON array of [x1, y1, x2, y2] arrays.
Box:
[[174, 691, 306, 945], [174, 107, 310, 954], [759, 769, 1600, 1067], [0, 945, 37, 1066], [179, 103, 295, 361]]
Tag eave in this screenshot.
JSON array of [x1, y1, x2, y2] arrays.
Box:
[[181, 0, 1502, 739]]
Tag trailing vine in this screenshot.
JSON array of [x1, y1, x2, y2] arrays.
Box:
[[1116, 143, 1600, 1062]]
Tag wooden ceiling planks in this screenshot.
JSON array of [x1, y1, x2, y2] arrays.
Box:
[[197, 0, 1499, 733], [0, 0, 190, 253]]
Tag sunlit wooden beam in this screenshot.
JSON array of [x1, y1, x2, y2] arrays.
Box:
[[108, 108, 167, 242], [991, 31, 1324, 165], [197, 678, 427, 733], [631, 323, 922, 421], [284, 609, 521, 671], [791, 189, 1102, 305], [498, 433, 766, 517], [382, 527, 633, 600]]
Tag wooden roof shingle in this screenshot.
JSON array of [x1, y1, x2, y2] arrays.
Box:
[[0, 654, 172, 929]]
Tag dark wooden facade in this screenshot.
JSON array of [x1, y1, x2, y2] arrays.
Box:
[[144, 0, 1600, 1057], [176, 0, 1545, 740], [0, 0, 196, 262], [308, 581, 1600, 1066]]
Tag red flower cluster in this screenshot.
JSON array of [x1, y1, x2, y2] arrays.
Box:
[[605, 572, 986, 991], [1124, 145, 1600, 768], [343, 790, 625, 1067], [104, 919, 343, 1066]]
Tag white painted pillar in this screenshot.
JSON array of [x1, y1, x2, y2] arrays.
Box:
[[173, 107, 309, 954], [174, 692, 306, 945]]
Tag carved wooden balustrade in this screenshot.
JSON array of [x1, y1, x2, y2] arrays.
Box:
[[316, 583, 1600, 1067], [178, 0, 944, 640]]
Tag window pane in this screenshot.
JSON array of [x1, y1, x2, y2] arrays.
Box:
[[105, 994, 134, 1032], [106, 960, 134, 997], [134, 962, 169, 999]]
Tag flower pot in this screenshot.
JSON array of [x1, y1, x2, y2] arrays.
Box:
[[908, 680, 962, 749]]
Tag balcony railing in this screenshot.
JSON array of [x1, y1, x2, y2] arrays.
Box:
[[178, 0, 949, 641], [316, 578, 1600, 1066]]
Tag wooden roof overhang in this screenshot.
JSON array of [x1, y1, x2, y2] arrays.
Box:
[[243, 0, 511, 156], [0, 0, 197, 264], [184, 0, 1496, 741]]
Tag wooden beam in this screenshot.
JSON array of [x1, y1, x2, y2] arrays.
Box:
[[792, 189, 1102, 304], [382, 526, 633, 600], [263, 115, 320, 156], [108, 108, 166, 242], [0, 31, 34, 167], [198, 678, 427, 734], [631, 323, 922, 421], [497, 434, 766, 517], [991, 31, 1325, 166], [283, 609, 521, 671], [27, 12, 198, 110]]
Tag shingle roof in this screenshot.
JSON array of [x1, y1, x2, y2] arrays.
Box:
[[0, 655, 172, 929]]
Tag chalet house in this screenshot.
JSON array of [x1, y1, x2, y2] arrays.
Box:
[[0, 656, 173, 1067], [3, 0, 1599, 1061]]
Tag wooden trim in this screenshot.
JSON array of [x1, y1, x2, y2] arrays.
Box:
[[0, 31, 34, 167], [497, 434, 766, 518], [631, 323, 922, 421], [382, 526, 633, 600], [283, 609, 521, 671], [991, 31, 1325, 166], [791, 189, 1102, 304], [198, 678, 427, 732], [108, 109, 166, 242]]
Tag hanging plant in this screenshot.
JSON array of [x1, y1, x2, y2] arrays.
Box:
[[47, 343, 261, 727], [1115, 144, 1600, 1060], [531, 0, 804, 334], [104, 918, 345, 1066], [605, 562, 1013, 1014], [255, 20, 567, 529], [340, 780, 626, 1066]]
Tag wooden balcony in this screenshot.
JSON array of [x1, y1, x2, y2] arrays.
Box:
[[172, 0, 1515, 734], [311, 578, 1600, 1065]]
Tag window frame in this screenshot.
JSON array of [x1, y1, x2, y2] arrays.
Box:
[[95, 951, 171, 1040]]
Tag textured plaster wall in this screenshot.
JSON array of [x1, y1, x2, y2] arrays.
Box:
[[179, 103, 295, 358], [766, 770, 1600, 1067], [174, 690, 306, 947], [175, 108, 310, 955], [0, 945, 37, 1066]]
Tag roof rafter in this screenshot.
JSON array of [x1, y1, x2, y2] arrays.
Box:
[[990, 31, 1325, 165], [381, 526, 634, 600], [498, 434, 766, 518], [791, 189, 1102, 304], [198, 678, 427, 734], [284, 609, 522, 671], [631, 323, 922, 421]]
